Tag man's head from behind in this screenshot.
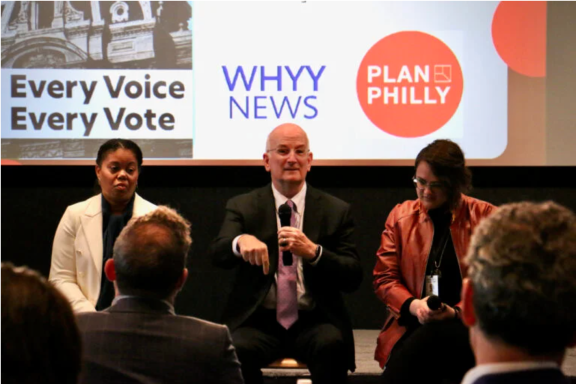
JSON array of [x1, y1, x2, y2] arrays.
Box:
[[462, 201, 576, 361], [1, 263, 81, 384], [264, 123, 313, 197], [107, 206, 192, 301]]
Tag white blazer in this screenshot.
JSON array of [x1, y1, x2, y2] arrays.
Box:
[[49, 193, 157, 313]]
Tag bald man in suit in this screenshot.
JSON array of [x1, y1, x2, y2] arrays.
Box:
[[209, 123, 362, 384]]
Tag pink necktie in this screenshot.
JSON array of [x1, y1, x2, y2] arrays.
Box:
[[277, 200, 298, 329]]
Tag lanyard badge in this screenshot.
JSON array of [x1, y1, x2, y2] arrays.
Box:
[[425, 274, 439, 297], [425, 263, 441, 297]]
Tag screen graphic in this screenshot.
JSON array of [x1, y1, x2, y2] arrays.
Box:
[[1, 1, 550, 165]]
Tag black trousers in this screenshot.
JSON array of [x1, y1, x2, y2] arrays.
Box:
[[382, 318, 475, 384], [232, 307, 348, 384]]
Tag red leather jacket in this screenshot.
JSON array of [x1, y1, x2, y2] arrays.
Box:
[[373, 194, 496, 368]]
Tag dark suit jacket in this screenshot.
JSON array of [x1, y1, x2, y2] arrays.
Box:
[[470, 368, 570, 384], [208, 184, 362, 370], [76, 297, 243, 384]]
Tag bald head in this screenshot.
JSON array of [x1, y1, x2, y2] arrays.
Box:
[[266, 123, 309, 152], [264, 123, 313, 198]]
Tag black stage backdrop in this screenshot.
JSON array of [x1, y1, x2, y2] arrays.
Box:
[[3, 2, 576, 329], [3, 165, 576, 329]]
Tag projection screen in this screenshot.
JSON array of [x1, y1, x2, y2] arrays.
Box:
[[1, 1, 561, 165]]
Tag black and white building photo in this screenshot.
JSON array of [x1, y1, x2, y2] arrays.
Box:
[[1, 1, 192, 69]]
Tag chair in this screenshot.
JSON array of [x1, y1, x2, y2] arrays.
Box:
[[266, 357, 310, 384], [268, 357, 307, 369]]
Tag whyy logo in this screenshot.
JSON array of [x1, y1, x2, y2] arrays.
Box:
[[357, 31, 463, 138]]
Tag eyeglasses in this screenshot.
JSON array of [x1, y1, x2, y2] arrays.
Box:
[[413, 176, 445, 191], [266, 147, 310, 158]]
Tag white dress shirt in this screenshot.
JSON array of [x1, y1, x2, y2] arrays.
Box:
[[461, 361, 561, 384]]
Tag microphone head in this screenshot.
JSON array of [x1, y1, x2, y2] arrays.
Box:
[[278, 203, 292, 226], [427, 295, 442, 311]]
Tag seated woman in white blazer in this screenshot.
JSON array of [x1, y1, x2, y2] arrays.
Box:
[[49, 139, 156, 313]]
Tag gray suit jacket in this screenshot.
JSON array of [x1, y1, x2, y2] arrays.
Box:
[[76, 297, 243, 384]]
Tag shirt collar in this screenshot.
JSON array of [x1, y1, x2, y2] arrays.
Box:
[[461, 361, 560, 384], [271, 182, 307, 214]]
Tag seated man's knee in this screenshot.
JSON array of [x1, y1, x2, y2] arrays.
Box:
[[232, 327, 279, 366], [311, 324, 346, 359], [231, 328, 260, 361]]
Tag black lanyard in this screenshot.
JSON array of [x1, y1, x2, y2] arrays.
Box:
[[433, 232, 450, 277]]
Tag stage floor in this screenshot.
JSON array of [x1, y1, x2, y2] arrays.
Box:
[[263, 330, 576, 379]]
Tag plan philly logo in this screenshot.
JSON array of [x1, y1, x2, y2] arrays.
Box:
[[357, 31, 463, 138]]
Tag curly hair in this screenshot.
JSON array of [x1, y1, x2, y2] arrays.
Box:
[[466, 201, 576, 355], [113, 206, 192, 298], [415, 139, 472, 209]]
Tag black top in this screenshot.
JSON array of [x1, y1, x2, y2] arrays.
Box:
[[400, 204, 462, 325], [95, 195, 135, 311], [423, 205, 462, 307]]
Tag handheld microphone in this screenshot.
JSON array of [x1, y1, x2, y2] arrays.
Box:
[[278, 203, 293, 266], [427, 295, 442, 311]]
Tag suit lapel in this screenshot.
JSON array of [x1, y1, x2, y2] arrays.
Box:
[[81, 195, 104, 276], [257, 185, 323, 274], [303, 185, 322, 243], [301, 186, 323, 289], [132, 193, 147, 216], [257, 185, 280, 274]]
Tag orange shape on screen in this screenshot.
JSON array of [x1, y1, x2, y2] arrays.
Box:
[[492, 1, 547, 78], [1, 159, 22, 165], [357, 31, 464, 138]]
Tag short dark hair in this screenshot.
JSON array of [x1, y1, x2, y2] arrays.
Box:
[[96, 139, 143, 170], [415, 139, 472, 209], [113, 206, 192, 299], [466, 201, 576, 355], [1, 263, 81, 384]]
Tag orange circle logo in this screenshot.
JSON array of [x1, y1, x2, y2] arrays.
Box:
[[357, 31, 463, 138]]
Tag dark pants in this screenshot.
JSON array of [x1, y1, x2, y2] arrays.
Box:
[[232, 307, 348, 384], [382, 318, 475, 384]]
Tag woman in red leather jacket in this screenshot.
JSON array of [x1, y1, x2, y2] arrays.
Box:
[[373, 140, 496, 384]]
